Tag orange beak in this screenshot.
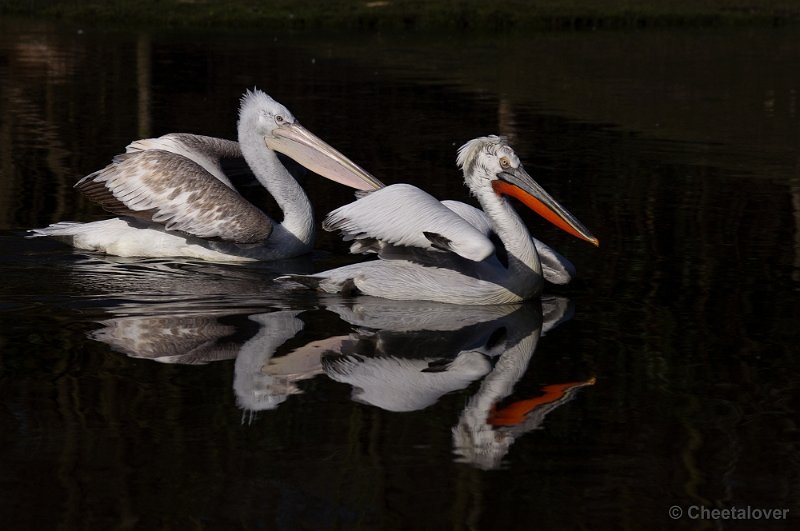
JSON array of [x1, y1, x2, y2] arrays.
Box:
[[492, 167, 599, 246]]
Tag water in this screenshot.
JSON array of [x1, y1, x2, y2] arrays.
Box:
[[1, 18, 799, 530]]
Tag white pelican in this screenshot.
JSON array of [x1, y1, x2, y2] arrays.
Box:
[[280, 136, 598, 304], [29, 89, 383, 261]]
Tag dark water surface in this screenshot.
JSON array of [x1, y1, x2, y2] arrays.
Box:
[[1, 18, 799, 530]]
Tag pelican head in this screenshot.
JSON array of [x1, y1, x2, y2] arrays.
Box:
[[239, 88, 384, 191], [239, 88, 296, 137], [457, 136, 599, 246]]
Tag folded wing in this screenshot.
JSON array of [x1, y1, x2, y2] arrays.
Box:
[[323, 183, 494, 262], [441, 199, 576, 284], [76, 149, 273, 244], [125, 133, 242, 189]]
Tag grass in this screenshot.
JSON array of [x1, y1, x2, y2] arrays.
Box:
[[3, 0, 800, 31]]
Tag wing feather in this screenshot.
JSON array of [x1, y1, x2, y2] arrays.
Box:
[[440, 200, 492, 236], [442, 200, 575, 284], [126, 133, 241, 188], [76, 150, 273, 244], [323, 184, 494, 262]]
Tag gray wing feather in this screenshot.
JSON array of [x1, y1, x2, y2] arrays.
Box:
[[76, 149, 273, 244]]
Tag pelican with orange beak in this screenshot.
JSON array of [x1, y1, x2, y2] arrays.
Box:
[[280, 135, 597, 305]]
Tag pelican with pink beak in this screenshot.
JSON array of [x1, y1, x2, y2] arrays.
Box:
[[30, 88, 383, 261]]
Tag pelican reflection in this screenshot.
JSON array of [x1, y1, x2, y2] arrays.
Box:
[[450, 297, 594, 469], [321, 297, 594, 468], [92, 307, 321, 413], [320, 300, 525, 411], [88, 295, 593, 468]]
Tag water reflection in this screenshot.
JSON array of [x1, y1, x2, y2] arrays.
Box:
[[450, 301, 594, 470], [93, 313, 242, 364], [323, 297, 594, 469], [320, 300, 529, 411], [88, 294, 593, 469]]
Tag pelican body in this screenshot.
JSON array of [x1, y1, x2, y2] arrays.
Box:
[[29, 89, 383, 261], [281, 136, 597, 305]]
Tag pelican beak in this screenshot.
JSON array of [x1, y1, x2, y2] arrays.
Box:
[[265, 122, 384, 191], [492, 165, 599, 246]]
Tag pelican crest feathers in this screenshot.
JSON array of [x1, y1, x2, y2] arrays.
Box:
[[456, 135, 508, 176], [238, 89, 291, 122]]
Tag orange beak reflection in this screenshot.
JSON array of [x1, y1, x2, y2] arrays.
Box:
[[488, 377, 596, 427]]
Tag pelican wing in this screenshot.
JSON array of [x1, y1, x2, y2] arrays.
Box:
[[76, 149, 273, 244], [323, 184, 494, 262], [126, 133, 242, 189], [441, 199, 576, 284], [440, 199, 493, 235]]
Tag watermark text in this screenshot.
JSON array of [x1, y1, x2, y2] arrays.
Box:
[[669, 505, 789, 521]]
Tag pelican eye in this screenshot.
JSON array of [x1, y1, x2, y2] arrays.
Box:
[[499, 157, 511, 169], [275, 115, 285, 124]]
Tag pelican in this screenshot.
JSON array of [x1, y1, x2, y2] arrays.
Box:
[[280, 136, 598, 305], [29, 89, 383, 261]]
